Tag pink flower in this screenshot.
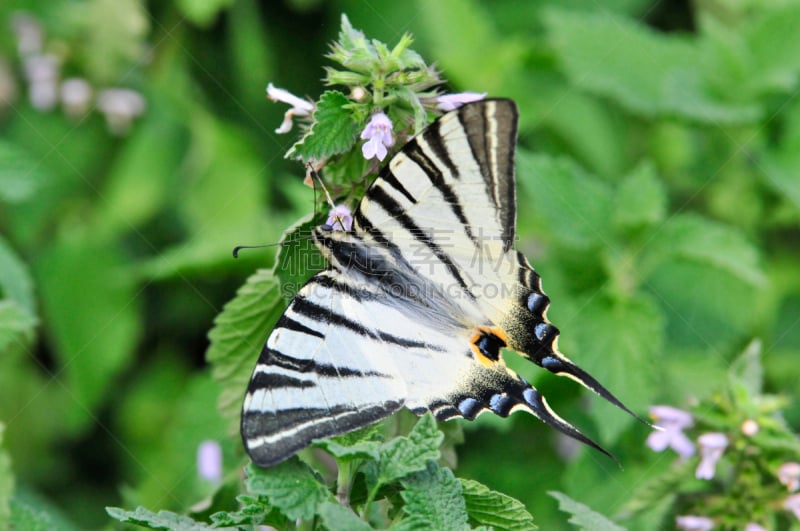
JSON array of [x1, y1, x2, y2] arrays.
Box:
[[779, 462, 800, 492], [436, 92, 486, 111], [266, 83, 314, 134], [197, 440, 222, 483], [326, 205, 353, 232], [696, 432, 728, 480], [745, 523, 767, 531], [785, 493, 800, 520], [360, 112, 394, 161], [676, 515, 714, 530], [646, 405, 695, 458]]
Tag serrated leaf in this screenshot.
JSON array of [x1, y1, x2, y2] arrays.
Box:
[[0, 140, 46, 203], [209, 497, 287, 528], [245, 460, 329, 521], [378, 413, 443, 485], [460, 478, 536, 531], [395, 462, 468, 531], [318, 501, 373, 531], [206, 269, 285, 431], [548, 491, 625, 531], [643, 213, 765, 286], [274, 213, 326, 303], [288, 90, 359, 161], [106, 506, 211, 529], [544, 9, 759, 123], [315, 439, 381, 463], [517, 152, 613, 250], [613, 161, 666, 230]]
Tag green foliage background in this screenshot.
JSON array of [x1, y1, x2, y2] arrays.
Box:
[[1, 0, 799, 528]]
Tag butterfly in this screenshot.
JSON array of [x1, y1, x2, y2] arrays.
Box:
[[241, 98, 640, 466]]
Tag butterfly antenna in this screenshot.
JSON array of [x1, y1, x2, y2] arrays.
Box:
[[306, 162, 348, 231]]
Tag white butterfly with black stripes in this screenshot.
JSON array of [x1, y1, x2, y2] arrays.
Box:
[[242, 98, 641, 467]]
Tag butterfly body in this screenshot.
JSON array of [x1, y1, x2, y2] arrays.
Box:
[[242, 99, 638, 467]]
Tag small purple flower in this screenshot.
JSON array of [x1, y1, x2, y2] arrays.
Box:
[[646, 405, 695, 458], [696, 432, 728, 480], [197, 440, 222, 483], [745, 523, 767, 531], [60, 78, 92, 118], [96, 88, 146, 135], [675, 515, 714, 530], [436, 92, 487, 111], [326, 205, 353, 232], [779, 462, 800, 492], [23, 54, 59, 110], [360, 112, 394, 161], [785, 493, 800, 520], [266, 83, 314, 134]]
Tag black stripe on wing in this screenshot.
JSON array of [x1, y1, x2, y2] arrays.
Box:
[[290, 294, 440, 351], [403, 140, 477, 245], [364, 186, 473, 295], [242, 401, 403, 467], [457, 99, 518, 251]]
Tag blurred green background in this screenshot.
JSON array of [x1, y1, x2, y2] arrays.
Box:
[[1, 0, 799, 528]]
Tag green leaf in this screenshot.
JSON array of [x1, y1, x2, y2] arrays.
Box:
[[745, 4, 800, 94], [315, 439, 381, 463], [727, 339, 763, 397], [0, 235, 35, 317], [274, 213, 326, 303], [517, 152, 613, 249], [544, 9, 759, 123], [209, 495, 288, 528], [416, 0, 527, 94], [245, 459, 329, 521], [0, 423, 13, 529], [642, 213, 765, 286], [318, 501, 373, 531], [11, 499, 59, 531], [0, 301, 37, 354], [395, 462, 467, 531], [106, 506, 211, 529], [613, 161, 666, 231], [287, 90, 360, 161], [35, 235, 141, 432], [207, 269, 285, 430], [175, 0, 234, 27], [548, 491, 625, 531], [95, 106, 186, 238], [460, 478, 536, 531], [0, 140, 46, 203], [378, 413, 443, 485], [565, 293, 662, 442], [614, 459, 692, 520]]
